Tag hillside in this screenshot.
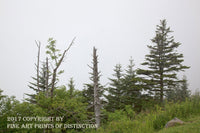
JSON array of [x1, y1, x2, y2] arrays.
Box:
[[157, 116, 200, 133], [87, 94, 200, 133]]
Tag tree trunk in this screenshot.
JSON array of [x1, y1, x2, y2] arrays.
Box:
[[160, 75, 164, 104], [45, 57, 49, 97], [93, 47, 101, 128]]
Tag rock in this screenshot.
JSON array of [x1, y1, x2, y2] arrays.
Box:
[[165, 117, 184, 128]]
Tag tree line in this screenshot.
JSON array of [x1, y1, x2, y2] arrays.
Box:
[[0, 19, 190, 133]]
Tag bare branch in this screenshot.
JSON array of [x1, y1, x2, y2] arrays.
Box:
[[87, 64, 93, 70], [35, 41, 41, 92], [50, 38, 76, 99]]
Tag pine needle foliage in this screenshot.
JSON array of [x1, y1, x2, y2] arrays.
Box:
[[137, 19, 190, 103]]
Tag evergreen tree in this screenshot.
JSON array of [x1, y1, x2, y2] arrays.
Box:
[[82, 84, 94, 112], [166, 84, 180, 102], [122, 57, 142, 112], [0, 89, 5, 101], [105, 64, 124, 112], [68, 78, 75, 98], [26, 61, 51, 104], [180, 75, 190, 100], [0, 89, 6, 113], [137, 19, 189, 103], [166, 75, 190, 102]]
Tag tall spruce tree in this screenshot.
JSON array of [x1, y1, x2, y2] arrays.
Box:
[[105, 64, 124, 112], [137, 19, 189, 103]]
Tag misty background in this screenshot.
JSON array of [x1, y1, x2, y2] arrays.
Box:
[[0, 0, 199, 100]]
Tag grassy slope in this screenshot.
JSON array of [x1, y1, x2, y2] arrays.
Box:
[[87, 95, 200, 133], [157, 116, 200, 133]]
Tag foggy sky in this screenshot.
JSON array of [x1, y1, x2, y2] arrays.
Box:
[[0, 0, 200, 100]]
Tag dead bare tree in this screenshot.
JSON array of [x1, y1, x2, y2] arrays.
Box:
[[45, 57, 49, 97], [92, 47, 101, 128], [50, 37, 75, 99], [35, 41, 41, 92]]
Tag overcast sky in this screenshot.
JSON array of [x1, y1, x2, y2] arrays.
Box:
[[0, 0, 200, 100]]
